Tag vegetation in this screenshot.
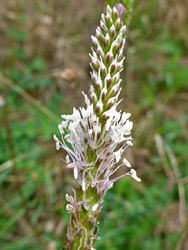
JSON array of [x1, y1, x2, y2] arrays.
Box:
[[0, 0, 188, 249]]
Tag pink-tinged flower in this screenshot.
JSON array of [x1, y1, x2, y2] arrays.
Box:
[[115, 3, 126, 20]]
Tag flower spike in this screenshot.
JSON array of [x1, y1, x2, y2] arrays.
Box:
[[54, 4, 140, 249]]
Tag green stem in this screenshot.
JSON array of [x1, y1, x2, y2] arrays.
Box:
[[63, 184, 103, 249]]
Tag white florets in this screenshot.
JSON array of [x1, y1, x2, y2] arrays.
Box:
[[54, 4, 141, 207]]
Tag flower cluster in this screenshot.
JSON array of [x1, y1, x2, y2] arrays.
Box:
[[54, 4, 140, 250]]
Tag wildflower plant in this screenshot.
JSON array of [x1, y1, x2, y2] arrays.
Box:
[[54, 3, 140, 249]]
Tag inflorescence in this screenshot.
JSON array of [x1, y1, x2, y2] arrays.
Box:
[[54, 4, 140, 249]]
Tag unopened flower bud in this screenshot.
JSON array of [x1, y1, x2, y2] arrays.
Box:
[[117, 18, 123, 33], [106, 74, 112, 88], [107, 5, 112, 15], [110, 63, 117, 75], [110, 24, 116, 38], [100, 20, 108, 32], [96, 28, 103, 43], [95, 100, 103, 114], [106, 99, 114, 109], [112, 42, 121, 55], [91, 74, 97, 83], [91, 59, 100, 71], [105, 11, 113, 27], [100, 65, 107, 79], [115, 4, 126, 20], [94, 79, 102, 91], [120, 25, 127, 36], [112, 6, 119, 19], [112, 73, 120, 84], [105, 52, 113, 65], [109, 84, 120, 96], [101, 87, 107, 101], [91, 35, 98, 48]]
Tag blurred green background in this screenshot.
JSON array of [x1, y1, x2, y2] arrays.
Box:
[[0, 0, 188, 249]]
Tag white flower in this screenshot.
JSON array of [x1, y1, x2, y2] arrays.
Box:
[[91, 181, 96, 188], [66, 163, 75, 169], [92, 204, 99, 212], [113, 149, 123, 163], [83, 203, 89, 211], [65, 194, 74, 204], [121, 112, 131, 124], [58, 124, 63, 134], [73, 167, 78, 180], [66, 204, 74, 212], [53, 134, 58, 142], [82, 181, 86, 191], [124, 120, 133, 133], [130, 169, 141, 182], [66, 155, 70, 164], [61, 120, 68, 128], [96, 100, 103, 113], [123, 158, 131, 168], [56, 141, 60, 151], [127, 141, 133, 146]]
